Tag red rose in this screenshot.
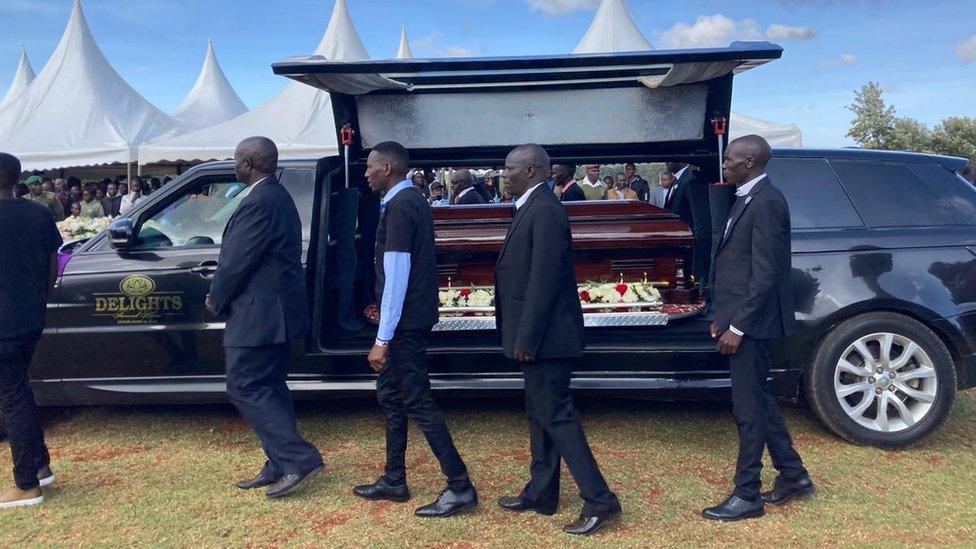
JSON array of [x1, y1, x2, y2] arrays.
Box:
[[579, 290, 591, 302], [615, 283, 628, 296], [459, 288, 472, 298]]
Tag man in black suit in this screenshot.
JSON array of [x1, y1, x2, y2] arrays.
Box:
[[207, 137, 323, 499], [702, 135, 813, 522], [664, 161, 695, 227], [354, 141, 477, 518], [495, 144, 621, 536], [452, 169, 486, 205], [553, 163, 585, 202], [100, 182, 122, 218]]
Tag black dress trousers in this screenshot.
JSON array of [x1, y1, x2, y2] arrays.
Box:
[[519, 359, 620, 516], [375, 329, 472, 492], [729, 337, 808, 499], [225, 343, 323, 479], [0, 330, 50, 490]]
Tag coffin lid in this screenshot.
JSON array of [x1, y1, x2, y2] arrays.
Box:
[[271, 42, 782, 163]]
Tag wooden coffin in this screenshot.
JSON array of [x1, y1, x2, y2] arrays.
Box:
[[432, 200, 697, 303]]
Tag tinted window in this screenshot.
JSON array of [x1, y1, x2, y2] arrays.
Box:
[[766, 157, 862, 229], [133, 177, 245, 249], [279, 169, 316, 241], [832, 161, 976, 227]]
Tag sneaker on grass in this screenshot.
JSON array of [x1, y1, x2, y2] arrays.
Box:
[[0, 486, 43, 510], [38, 466, 54, 488]]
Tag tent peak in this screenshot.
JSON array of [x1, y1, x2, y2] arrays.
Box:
[[396, 27, 413, 59], [172, 40, 248, 131], [574, 0, 653, 54], [0, 47, 36, 110], [314, 0, 369, 60]]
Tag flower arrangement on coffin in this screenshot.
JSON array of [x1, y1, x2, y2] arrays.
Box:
[[439, 287, 495, 315], [577, 280, 662, 312], [56, 217, 110, 241]]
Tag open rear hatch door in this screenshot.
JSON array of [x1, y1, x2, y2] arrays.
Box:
[[272, 42, 783, 164]]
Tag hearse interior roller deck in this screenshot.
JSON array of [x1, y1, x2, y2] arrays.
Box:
[[23, 42, 976, 448]]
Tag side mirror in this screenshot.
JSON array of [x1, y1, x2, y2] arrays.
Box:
[[108, 218, 136, 250]]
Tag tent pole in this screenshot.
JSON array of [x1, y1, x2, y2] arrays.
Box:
[[126, 162, 132, 183], [137, 163, 142, 177]]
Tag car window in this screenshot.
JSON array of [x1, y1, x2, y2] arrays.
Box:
[[133, 178, 248, 250], [766, 157, 862, 229], [831, 161, 976, 227], [279, 169, 315, 241]]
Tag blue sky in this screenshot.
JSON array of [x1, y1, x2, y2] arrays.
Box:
[[1, 0, 974, 147]]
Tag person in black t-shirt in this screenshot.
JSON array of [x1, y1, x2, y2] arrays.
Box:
[[0, 153, 62, 510], [355, 141, 478, 518]]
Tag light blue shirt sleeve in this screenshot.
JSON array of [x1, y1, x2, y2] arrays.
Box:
[[377, 251, 412, 343]]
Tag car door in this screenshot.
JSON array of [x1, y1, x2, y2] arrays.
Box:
[[45, 171, 251, 396]]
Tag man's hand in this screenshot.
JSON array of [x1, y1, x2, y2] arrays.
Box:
[[368, 344, 388, 372], [205, 294, 214, 315], [716, 330, 742, 356], [710, 321, 720, 340], [514, 348, 536, 363]]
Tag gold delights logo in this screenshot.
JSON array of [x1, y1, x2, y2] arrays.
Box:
[[94, 275, 183, 325]]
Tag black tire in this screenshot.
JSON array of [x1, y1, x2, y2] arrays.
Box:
[[805, 312, 957, 448]]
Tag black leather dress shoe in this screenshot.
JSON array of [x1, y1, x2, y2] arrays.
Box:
[[415, 487, 478, 518], [354, 477, 411, 502], [563, 510, 620, 536], [762, 478, 816, 505], [236, 471, 279, 490], [701, 494, 764, 521], [265, 465, 323, 499], [498, 495, 557, 516]]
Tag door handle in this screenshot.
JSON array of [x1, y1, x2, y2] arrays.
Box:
[[190, 261, 219, 277]]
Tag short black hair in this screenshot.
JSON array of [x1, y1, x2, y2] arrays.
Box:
[[372, 141, 410, 177], [67, 176, 82, 188], [0, 152, 21, 189], [625, 163, 637, 170]]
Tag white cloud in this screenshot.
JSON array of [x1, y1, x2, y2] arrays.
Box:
[[956, 35, 976, 63], [818, 52, 857, 69], [443, 46, 479, 57], [659, 15, 761, 48], [525, 0, 599, 16], [412, 31, 443, 51], [766, 24, 816, 40]]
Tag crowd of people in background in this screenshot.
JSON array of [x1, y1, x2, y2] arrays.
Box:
[[13, 173, 175, 222], [408, 161, 698, 214]]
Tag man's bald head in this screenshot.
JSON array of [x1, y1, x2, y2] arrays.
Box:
[[729, 135, 772, 168], [723, 134, 772, 186], [504, 144, 551, 197], [451, 169, 476, 192], [234, 136, 278, 184]]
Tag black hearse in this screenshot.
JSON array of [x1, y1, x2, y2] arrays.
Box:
[[23, 43, 976, 448]]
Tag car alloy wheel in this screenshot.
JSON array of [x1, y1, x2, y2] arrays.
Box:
[[833, 332, 938, 433]]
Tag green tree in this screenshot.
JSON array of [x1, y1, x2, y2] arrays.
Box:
[[847, 82, 895, 149], [887, 117, 932, 153], [930, 117, 976, 162]]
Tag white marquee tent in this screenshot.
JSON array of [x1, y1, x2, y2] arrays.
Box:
[[0, 47, 35, 111], [139, 0, 368, 165], [0, 0, 183, 171], [574, 0, 652, 54], [574, 0, 803, 147], [172, 40, 248, 132], [396, 28, 413, 59]]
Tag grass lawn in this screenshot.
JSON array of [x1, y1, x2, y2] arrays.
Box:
[[1, 390, 974, 547]]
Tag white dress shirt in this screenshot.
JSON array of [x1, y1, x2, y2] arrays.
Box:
[[515, 181, 547, 210], [456, 186, 476, 202], [725, 173, 767, 337]]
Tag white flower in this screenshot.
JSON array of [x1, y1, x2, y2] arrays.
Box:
[[468, 289, 493, 308]]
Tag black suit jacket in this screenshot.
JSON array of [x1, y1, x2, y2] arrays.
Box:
[[628, 176, 650, 202], [495, 186, 584, 359], [457, 188, 486, 205], [711, 177, 796, 340], [209, 176, 309, 347], [666, 169, 695, 228], [101, 195, 122, 218], [560, 182, 586, 202]]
